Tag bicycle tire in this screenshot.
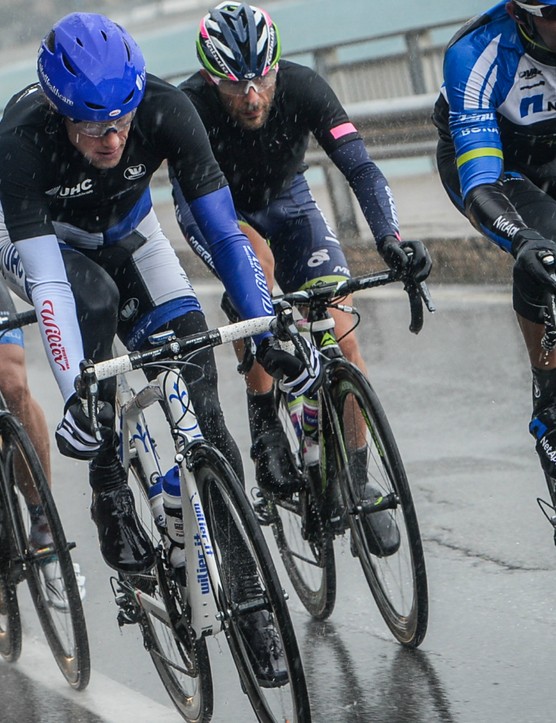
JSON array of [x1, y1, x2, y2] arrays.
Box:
[[193, 443, 311, 723], [267, 389, 336, 621], [0, 483, 21, 662], [325, 362, 428, 648], [125, 458, 214, 723], [0, 411, 90, 688]]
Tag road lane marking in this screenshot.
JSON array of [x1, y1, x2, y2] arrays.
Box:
[[11, 636, 179, 722]]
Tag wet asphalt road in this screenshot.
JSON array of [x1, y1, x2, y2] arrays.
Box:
[[2, 281, 556, 723]]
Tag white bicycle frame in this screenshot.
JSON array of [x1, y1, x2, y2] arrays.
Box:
[[93, 316, 274, 639]]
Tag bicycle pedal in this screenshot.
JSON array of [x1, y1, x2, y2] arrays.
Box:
[[253, 498, 277, 526], [116, 605, 140, 626]]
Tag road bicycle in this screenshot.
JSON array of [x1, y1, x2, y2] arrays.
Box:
[[535, 268, 556, 539], [74, 313, 312, 723], [0, 309, 90, 690], [253, 268, 434, 648]]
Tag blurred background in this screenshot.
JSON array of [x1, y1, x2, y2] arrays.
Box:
[[0, 0, 507, 283]]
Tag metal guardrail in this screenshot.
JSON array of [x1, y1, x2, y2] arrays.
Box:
[[306, 92, 438, 165], [305, 93, 439, 240]]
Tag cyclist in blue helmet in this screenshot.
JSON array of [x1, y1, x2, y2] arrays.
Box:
[[433, 0, 556, 532], [171, 2, 431, 555], [37, 11, 145, 123], [0, 10, 319, 633]]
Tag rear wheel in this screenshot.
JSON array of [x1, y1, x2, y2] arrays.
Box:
[[327, 363, 428, 648], [268, 389, 336, 620], [194, 444, 311, 723], [0, 412, 90, 687]]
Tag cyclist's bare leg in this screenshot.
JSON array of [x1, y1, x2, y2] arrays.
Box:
[[330, 299, 368, 449], [0, 344, 51, 504], [517, 313, 556, 369], [231, 225, 303, 493]]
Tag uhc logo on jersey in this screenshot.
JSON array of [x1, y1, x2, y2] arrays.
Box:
[[57, 179, 93, 197]]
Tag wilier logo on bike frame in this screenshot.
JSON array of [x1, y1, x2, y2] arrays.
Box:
[[124, 164, 146, 181], [120, 297, 140, 321]]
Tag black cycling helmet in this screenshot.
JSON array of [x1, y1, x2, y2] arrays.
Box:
[[511, 1, 556, 59], [197, 2, 281, 81]]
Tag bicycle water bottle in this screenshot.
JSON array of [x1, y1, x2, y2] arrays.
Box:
[[288, 393, 304, 441], [162, 465, 186, 580], [147, 478, 166, 531], [302, 394, 319, 439]]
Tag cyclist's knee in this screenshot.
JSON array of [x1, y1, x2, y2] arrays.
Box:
[[338, 331, 360, 362], [0, 345, 31, 410]]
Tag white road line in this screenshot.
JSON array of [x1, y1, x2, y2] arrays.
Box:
[[12, 636, 179, 723]]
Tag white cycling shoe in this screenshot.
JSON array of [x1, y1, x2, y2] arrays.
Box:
[[40, 558, 86, 611], [30, 519, 86, 610]]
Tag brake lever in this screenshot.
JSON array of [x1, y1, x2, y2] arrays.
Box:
[[403, 276, 435, 335], [271, 300, 316, 378], [540, 253, 556, 355], [77, 359, 102, 443]]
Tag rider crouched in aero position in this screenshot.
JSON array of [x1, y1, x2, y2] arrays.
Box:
[[0, 13, 319, 678], [170, 2, 432, 555], [433, 0, 556, 507]]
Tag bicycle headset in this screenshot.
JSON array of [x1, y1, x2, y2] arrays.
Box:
[[37, 12, 146, 122], [196, 2, 281, 80]]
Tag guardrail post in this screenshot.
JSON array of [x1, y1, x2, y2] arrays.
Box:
[[313, 48, 361, 242], [405, 30, 428, 94]]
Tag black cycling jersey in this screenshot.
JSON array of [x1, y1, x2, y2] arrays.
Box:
[[0, 74, 225, 242], [181, 60, 361, 212]]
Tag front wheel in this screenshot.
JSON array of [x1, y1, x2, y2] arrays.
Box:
[[193, 444, 312, 722], [0, 507, 21, 663], [125, 457, 214, 723], [268, 388, 336, 621], [0, 412, 90, 688], [326, 363, 428, 647]]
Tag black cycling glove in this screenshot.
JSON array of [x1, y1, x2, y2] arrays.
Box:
[[377, 236, 432, 282], [512, 230, 556, 292], [256, 335, 322, 397], [56, 394, 115, 460]]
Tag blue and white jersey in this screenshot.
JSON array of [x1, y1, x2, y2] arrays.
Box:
[[437, 1, 556, 199]]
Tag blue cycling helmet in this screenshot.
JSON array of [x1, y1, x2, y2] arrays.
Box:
[[197, 2, 281, 81], [37, 12, 146, 122]]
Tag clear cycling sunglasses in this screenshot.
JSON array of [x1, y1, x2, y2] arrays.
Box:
[[70, 110, 136, 138], [210, 68, 278, 96], [514, 1, 556, 19]]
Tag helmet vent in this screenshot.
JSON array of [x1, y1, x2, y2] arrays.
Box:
[[45, 30, 55, 52], [61, 53, 77, 77]]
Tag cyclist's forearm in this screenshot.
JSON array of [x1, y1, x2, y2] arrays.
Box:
[[190, 188, 274, 344], [329, 140, 400, 243], [464, 181, 528, 253], [15, 235, 84, 402]]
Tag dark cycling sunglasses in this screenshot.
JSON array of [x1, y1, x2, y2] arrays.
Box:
[[514, 1, 556, 20]]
